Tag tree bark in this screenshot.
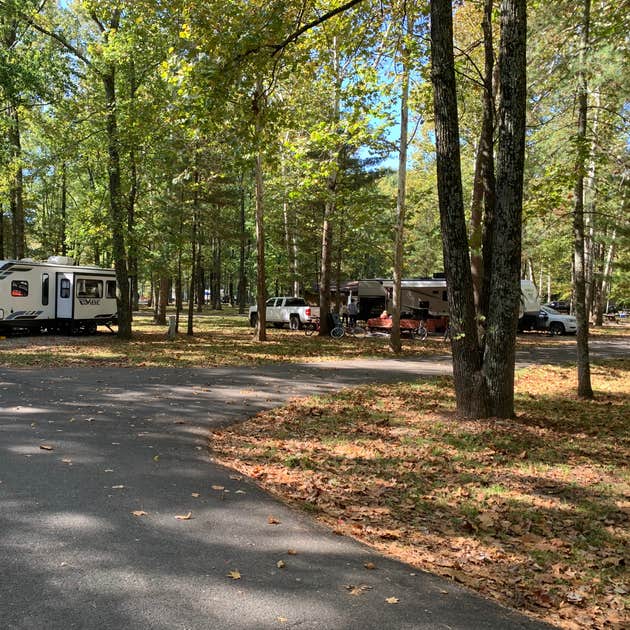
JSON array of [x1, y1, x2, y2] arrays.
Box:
[[470, 0, 495, 322], [8, 103, 25, 259], [572, 0, 593, 398], [253, 82, 267, 341], [60, 162, 68, 255], [390, 12, 412, 354], [319, 35, 341, 338], [237, 172, 248, 314], [319, 200, 334, 336], [188, 169, 199, 336], [431, 0, 487, 418], [483, 0, 527, 417]]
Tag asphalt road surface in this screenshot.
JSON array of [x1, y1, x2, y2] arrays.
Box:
[[2, 338, 626, 630]]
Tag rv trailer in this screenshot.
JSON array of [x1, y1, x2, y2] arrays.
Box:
[[0, 256, 118, 334], [347, 277, 542, 331]]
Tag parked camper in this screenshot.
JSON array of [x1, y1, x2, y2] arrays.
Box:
[[0, 256, 118, 334]]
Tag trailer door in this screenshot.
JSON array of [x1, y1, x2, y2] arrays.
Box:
[[56, 272, 74, 319]]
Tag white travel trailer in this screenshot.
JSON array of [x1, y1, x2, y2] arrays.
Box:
[[0, 256, 118, 334], [348, 277, 542, 328]]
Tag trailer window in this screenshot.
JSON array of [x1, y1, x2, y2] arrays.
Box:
[[11, 280, 28, 297], [60, 279, 71, 299], [106, 280, 117, 299], [77, 279, 103, 298], [42, 274, 49, 305]]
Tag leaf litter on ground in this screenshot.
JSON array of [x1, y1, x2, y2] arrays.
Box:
[[209, 360, 630, 630]]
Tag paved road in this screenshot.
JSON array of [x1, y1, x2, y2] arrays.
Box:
[[1, 339, 626, 630]]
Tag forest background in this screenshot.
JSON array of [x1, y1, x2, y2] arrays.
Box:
[[0, 0, 628, 335]]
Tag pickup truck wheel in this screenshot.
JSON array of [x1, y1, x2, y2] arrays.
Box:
[[289, 316, 300, 331], [249, 313, 258, 328], [549, 322, 565, 335]]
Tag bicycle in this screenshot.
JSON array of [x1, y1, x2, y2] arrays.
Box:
[[330, 321, 368, 339], [304, 317, 320, 336], [413, 322, 428, 340]]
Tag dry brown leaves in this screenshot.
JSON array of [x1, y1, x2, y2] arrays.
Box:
[[209, 363, 630, 630]]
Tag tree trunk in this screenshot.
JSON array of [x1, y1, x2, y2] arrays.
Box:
[[212, 238, 222, 310], [470, 0, 495, 321], [157, 275, 169, 325], [431, 0, 487, 418], [483, 0, 527, 418], [196, 247, 205, 312], [188, 169, 199, 336], [127, 59, 139, 316], [8, 103, 25, 259], [253, 82, 267, 341], [102, 65, 131, 339], [572, 0, 593, 398], [390, 13, 412, 354], [237, 173, 248, 314], [0, 203, 4, 259], [281, 138, 300, 297], [319, 201, 334, 336], [60, 162, 68, 255], [319, 36, 341, 338]]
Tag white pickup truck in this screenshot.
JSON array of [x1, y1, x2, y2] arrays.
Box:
[[249, 297, 320, 330]]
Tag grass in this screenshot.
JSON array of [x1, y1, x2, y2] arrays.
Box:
[[209, 360, 630, 630], [1, 306, 627, 369], [0, 307, 450, 368]]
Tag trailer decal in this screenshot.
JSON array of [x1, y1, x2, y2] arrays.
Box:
[[6, 310, 44, 320]]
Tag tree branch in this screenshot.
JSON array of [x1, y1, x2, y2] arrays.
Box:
[[9, 6, 95, 71], [234, 0, 366, 63]]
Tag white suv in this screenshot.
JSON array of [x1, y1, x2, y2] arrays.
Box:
[[539, 305, 577, 335]]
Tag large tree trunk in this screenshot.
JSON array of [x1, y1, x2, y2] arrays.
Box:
[[483, 0, 527, 418], [127, 59, 139, 317], [319, 36, 341, 338], [572, 0, 593, 398], [431, 0, 526, 418], [431, 0, 487, 418], [470, 0, 496, 321], [390, 12, 412, 354], [103, 64, 131, 339]]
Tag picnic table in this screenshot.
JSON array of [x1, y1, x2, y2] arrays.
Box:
[[366, 317, 420, 334]]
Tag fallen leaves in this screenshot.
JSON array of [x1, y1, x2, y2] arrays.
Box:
[[208, 362, 630, 630], [345, 584, 372, 596], [132, 510, 147, 517], [385, 597, 399, 604], [39, 444, 54, 451], [267, 515, 281, 525], [276, 560, 286, 569], [175, 512, 193, 520], [227, 570, 241, 580]]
